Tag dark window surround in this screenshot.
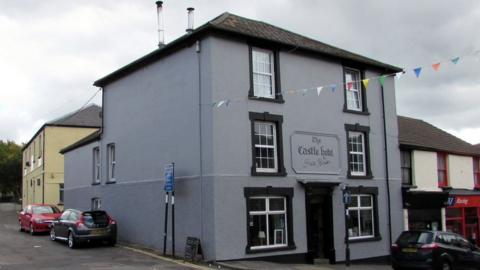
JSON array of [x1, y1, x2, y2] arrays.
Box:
[[474, 157, 480, 189], [244, 187, 296, 254], [248, 45, 284, 104], [437, 152, 448, 188], [92, 147, 100, 185], [345, 186, 381, 243], [249, 112, 287, 177], [345, 124, 373, 179], [342, 65, 369, 115], [106, 143, 116, 184]]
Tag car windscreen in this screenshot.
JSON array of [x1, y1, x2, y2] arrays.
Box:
[[82, 211, 109, 227], [397, 231, 433, 246], [32, 206, 59, 214]]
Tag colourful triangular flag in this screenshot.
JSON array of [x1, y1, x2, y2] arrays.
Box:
[[287, 90, 295, 95], [216, 100, 225, 108], [211, 102, 217, 107], [379, 75, 386, 86], [395, 72, 404, 80], [413, 67, 422, 78], [225, 100, 230, 107], [330, 84, 336, 92], [302, 89, 308, 96], [347, 82, 353, 90], [362, 79, 369, 89], [451, 57, 460, 64], [316, 86, 323, 96], [432, 63, 441, 71]]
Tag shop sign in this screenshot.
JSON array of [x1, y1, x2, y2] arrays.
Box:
[[291, 132, 340, 174], [448, 195, 480, 208]]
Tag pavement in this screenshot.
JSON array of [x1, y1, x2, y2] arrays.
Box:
[[0, 205, 392, 270]]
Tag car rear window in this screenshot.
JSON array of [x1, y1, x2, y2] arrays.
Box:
[[32, 206, 60, 214], [82, 211, 109, 227], [397, 231, 433, 245]]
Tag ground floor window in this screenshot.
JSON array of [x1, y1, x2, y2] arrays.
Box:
[[244, 187, 295, 253], [345, 186, 380, 241], [91, 197, 102, 210]]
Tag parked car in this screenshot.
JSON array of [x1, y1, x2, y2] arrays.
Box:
[[18, 204, 62, 235], [391, 230, 480, 270], [49, 209, 117, 248]]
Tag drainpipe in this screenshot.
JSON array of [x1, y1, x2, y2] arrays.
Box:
[[380, 82, 393, 248], [196, 40, 204, 245]]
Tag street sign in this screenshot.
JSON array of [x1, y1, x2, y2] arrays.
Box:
[[343, 190, 351, 205], [164, 163, 174, 192]]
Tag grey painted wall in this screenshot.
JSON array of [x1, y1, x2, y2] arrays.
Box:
[[64, 33, 403, 262]]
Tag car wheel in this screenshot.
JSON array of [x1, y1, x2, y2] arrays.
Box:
[[107, 238, 117, 247], [50, 227, 56, 241], [440, 260, 451, 270], [29, 223, 35, 235], [68, 232, 77, 249]]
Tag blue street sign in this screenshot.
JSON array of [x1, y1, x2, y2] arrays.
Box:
[[164, 163, 174, 192], [343, 190, 351, 205]]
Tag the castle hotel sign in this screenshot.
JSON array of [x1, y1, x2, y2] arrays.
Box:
[[291, 132, 340, 174]]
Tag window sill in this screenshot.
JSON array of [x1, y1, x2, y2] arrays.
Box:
[[346, 235, 381, 244], [402, 184, 417, 189], [245, 244, 296, 254], [347, 173, 373, 180], [58, 203, 64, 206], [251, 169, 287, 177], [343, 108, 370, 115], [440, 185, 452, 190], [248, 96, 285, 104], [106, 181, 116, 185], [92, 182, 101, 186]]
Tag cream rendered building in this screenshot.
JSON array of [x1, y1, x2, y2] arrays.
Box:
[[22, 105, 101, 209], [398, 116, 480, 245]]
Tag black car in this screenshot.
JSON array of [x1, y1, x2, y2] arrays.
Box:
[[391, 230, 480, 270], [49, 209, 117, 248]]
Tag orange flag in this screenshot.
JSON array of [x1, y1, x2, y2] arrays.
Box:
[[432, 63, 441, 71]]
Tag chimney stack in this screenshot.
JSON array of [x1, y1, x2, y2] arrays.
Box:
[[186, 7, 194, 33], [156, 1, 165, 47]]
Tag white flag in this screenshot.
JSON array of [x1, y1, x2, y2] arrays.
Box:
[[316, 86, 323, 96]]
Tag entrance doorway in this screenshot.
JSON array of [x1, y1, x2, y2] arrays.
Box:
[[305, 186, 334, 264]]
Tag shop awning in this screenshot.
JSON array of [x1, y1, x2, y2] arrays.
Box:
[[403, 190, 449, 209]]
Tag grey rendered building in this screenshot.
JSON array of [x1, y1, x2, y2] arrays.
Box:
[[62, 13, 404, 263]]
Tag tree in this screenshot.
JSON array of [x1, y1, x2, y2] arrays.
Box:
[[0, 140, 22, 200]]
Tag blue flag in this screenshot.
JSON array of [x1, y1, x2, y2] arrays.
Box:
[[451, 57, 460, 64], [413, 67, 422, 78], [330, 84, 336, 92]]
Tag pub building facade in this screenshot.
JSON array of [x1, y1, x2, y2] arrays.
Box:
[[61, 13, 404, 263], [398, 116, 480, 244]]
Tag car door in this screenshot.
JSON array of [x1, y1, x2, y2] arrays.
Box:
[[56, 210, 71, 238], [453, 235, 472, 269], [65, 210, 80, 235], [23, 206, 32, 228]]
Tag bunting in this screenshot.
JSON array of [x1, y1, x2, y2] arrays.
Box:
[[206, 49, 478, 109]]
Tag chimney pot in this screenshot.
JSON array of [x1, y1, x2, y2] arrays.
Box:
[[156, 1, 165, 47], [186, 7, 194, 33]]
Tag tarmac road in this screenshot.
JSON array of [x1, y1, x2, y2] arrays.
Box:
[[0, 207, 198, 270]]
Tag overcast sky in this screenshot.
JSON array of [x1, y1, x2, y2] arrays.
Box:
[[1, 0, 479, 145]]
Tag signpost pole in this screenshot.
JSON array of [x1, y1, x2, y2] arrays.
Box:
[[171, 163, 175, 258], [163, 191, 169, 255]]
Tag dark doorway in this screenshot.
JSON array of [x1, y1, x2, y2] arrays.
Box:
[[305, 186, 334, 264]]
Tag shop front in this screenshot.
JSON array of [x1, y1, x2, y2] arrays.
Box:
[[403, 190, 449, 231], [446, 192, 480, 246]]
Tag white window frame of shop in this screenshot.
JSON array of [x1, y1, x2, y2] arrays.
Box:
[[249, 196, 288, 250], [59, 184, 64, 203], [252, 48, 275, 98], [107, 144, 116, 182], [253, 121, 278, 173], [93, 147, 100, 184], [348, 131, 366, 176], [347, 194, 375, 240], [345, 68, 362, 111]]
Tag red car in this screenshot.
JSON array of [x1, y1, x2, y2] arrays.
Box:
[[19, 204, 62, 235]]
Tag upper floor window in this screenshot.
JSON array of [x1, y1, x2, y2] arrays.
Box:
[[249, 112, 286, 176], [474, 157, 480, 188], [345, 68, 362, 111], [249, 47, 284, 103], [93, 147, 100, 184], [401, 150, 412, 185], [437, 153, 448, 187], [107, 144, 116, 183], [345, 124, 372, 179], [38, 134, 42, 158], [91, 197, 102, 210], [59, 183, 64, 203]]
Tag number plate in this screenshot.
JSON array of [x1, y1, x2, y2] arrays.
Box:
[[90, 228, 107, 236], [402, 247, 417, 253]]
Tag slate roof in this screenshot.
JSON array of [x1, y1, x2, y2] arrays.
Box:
[[398, 116, 479, 156], [94, 12, 402, 87], [46, 104, 101, 128]]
